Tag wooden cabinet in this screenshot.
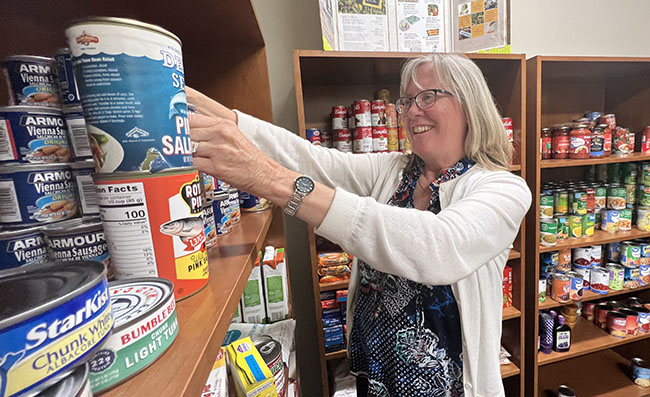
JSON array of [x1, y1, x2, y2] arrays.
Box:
[[1, 2, 279, 395], [525, 56, 650, 397], [293, 50, 527, 396]]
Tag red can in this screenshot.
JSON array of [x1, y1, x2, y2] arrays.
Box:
[[595, 303, 613, 329], [353, 99, 372, 127], [627, 130, 636, 152], [619, 308, 639, 336], [641, 126, 650, 153], [347, 105, 354, 129], [569, 126, 591, 159], [613, 126, 629, 154], [321, 130, 332, 148], [608, 311, 628, 338], [372, 126, 388, 152], [604, 125, 612, 156], [331, 105, 348, 131], [552, 126, 570, 159], [386, 103, 398, 128], [599, 113, 616, 130], [502, 117, 514, 142], [334, 128, 352, 152], [371, 100, 387, 127], [582, 302, 597, 321], [585, 187, 596, 212], [353, 126, 373, 153], [387, 127, 399, 152], [398, 126, 407, 153]]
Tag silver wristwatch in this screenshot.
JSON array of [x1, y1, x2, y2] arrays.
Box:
[[284, 176, 315, 216]]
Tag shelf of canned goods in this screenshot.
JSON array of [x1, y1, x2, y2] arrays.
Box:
[[294, 50, 528, 396], [525, 55, 650, 397]]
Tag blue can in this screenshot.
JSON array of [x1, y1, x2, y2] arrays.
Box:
[[0, 163, 80, 226], [306, 128, 322, 145], [228, 188, 241, 224], [0, 226, 48, 270], [54, 48, 81, 107], [212, 193, 232, 236], [584, 111, 602, 121], [65, 17, 192, 173], [0, 106, 71, 163], [540, 251, 559, 270], [63, 106, 92, 159], [2, 55, 60, 107], [43, 217, 111, 271], [239, 191, 269, 212], [203, 201, 217, 247]]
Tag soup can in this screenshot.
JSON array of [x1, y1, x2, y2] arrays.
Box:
[[331, 105, 348, 130], [582, 302, 597, 321], [595, 303, 613, 329], [66, 17, 192, 173], [607, 185, 627, 209], [540, 219, 557, 246], [554, 190, 569, 214], [619, 208, 633, 231], [619, 308, 639, 336], [594, 186, 607, 209], [582, 213, 595, 236], [589, 267, 609, 294], [555, 215, 569, 240], [620, 242, 641, 267], [552, 273, 571, 303], [540, 195, 554, 219], [600, 209, 620, 233], [568, 215, 582, 238], [2, 55, 60, 107], [306, 128, 321, 145], [608, 311, 628, 338], [607, 263, 625, 290]]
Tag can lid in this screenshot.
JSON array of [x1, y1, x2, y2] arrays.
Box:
[[43, 217, 102, 236], [253, 335, 282, 364], [65, 17, 182, 46], [0, 105, 64, 115], [3, 55, 54, 64], [0, 261, 106, 330], [0, 162, 71, 173], [108, 278, 174, 331], [37, 362, 88, 397], [0, 225, 43, 239]]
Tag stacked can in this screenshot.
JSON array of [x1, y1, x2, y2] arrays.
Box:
[[503, 117, 514, 164], [371, 100, 388, 153], [65, 17, 208, 300], [201, 171, 217, 248], [386, 103, 399, 152], [331, 105, 352, 152], [352, 99, 373, 153]]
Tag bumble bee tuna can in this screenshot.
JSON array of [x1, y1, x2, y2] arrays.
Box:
[[93, 167, 208, 299], [65, 17, 192, 173], [88, 278, 178, 393], [0, 261, 112, 397], [0, 163, 79, 226]]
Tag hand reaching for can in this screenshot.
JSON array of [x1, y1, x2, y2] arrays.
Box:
[[185, 87, 237, 123]]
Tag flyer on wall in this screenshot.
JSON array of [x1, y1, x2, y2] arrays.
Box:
[[452, 0, 508, 52]]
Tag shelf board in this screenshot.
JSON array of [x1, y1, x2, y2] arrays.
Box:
[[510, 165, 522, 171], [509, 249, 521, 260], [503, 306, 522, 320], [501, 362, 521, 379], [320, 279, 350, 292], [538, 349, 648, 397], [104, 208, 275, 397], [541, 152, 650, 168], [539, 284, 650, 310], [325, 349, 348, 361], [537, 316, 650, 366], [539, 229, 650, 253]]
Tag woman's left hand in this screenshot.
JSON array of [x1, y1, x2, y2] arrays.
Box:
[[189, 113, 285, 198]]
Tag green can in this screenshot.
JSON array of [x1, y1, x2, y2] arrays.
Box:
[[569, 215, 582, 238], [639, 185, 650, 207], [540, 219, 558, 246], [596, 164, 608, 182], [594, 186, 607, 210], [595, 210, 602, 229], [582, 213, 595, 236], [554, 190, 570, 215], [622, 162, 638, 184], [608, 163, 622, 183], [540, 195, 555, 219], [640, 162, 650, 185], [570, 190, 588, 215], [555, 215, 569, 240], [607, 184, 627, 210], [620, 208, 633, 231], [625, 183, 637, 205]]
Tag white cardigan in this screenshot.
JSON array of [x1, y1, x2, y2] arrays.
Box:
[[236, 111, 532, 397]]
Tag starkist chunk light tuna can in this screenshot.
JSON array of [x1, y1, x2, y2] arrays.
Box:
[[93, 167, 208, 300], [65, 17, 192, 173], [88, 278, 178, 393], [0, 261, 112, 397]]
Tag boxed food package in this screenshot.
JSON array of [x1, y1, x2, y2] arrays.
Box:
[[242, 252, 267, 323], [227, 337, 278, 397], [201, 348, 227, 397], [233, 301, 243, 323], [263, 247, 290, 323]]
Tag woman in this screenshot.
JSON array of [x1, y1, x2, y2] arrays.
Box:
[[188, 53, 531, 397]]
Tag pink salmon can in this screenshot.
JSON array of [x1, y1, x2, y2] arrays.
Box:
[[334, 128, 352, 152], [372, 126, 388, 152], [331, 105, 348, 131], [353, 126, 373, 153], [353, 99, 371, 127], [371, 100, 386, 127]]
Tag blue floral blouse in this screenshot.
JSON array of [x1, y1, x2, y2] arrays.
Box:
[[349, 157, 475, 397]]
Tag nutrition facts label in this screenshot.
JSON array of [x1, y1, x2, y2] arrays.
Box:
[[97, 181, 158, 278]]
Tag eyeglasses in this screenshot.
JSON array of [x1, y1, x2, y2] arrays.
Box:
[[395, 88, 453, 114]]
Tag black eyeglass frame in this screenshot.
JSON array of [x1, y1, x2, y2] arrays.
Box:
[[395, 88, 454, 114]]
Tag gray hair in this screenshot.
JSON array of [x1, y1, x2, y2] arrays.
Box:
[[400, 53, 512, 171]]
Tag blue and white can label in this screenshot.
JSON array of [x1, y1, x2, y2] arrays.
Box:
[[2, 55, 61, 108], [0, 227, 48, 270], [0, 106, 71, 164], [63, 106, 93, 159], [43, 218, 110, 268], [54, 48, 81, 107], [212, 193, 232, 236], [65, 18, 192, 173], [0, 163, 80, 225]]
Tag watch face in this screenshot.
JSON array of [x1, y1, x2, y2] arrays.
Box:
[[295, 176, 315, 193]]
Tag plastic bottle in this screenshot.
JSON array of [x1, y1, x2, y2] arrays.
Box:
[[553, 315, 571, 352]]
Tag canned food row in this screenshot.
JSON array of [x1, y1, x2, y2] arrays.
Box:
[[583, 298, 650, 338], [307, 126, 405, 154], [584, 161, 650, 185]]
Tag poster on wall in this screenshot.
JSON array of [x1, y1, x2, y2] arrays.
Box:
[[318, 0, 507, 52]]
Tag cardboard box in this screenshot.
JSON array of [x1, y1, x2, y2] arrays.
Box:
[[201, 347, 227, 397], [227, 337, 278, 397], [263, 247, 290, 323], [242, 252, 267, 323]]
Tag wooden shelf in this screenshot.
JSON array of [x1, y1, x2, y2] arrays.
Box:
[[501, 362, 521, 379], [104, 208, 275, 397], [503, 306, 522, 321], [538, 229, 650, 253], [541, 152, 650, 168], [537, 316, 650, 366], [510, 165, 522, 171], [539, 284, 650, 310], [509, 250, 521, 260], [325, 350, 348, 361], [538, 349, 648, 397], [319, 280, 350, 292]]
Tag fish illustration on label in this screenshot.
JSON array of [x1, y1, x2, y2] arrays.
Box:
[[160, 216, 204, 251]]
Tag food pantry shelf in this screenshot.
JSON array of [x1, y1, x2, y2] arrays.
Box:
[[503, 306, 522, 320], [537, 316, 650, 366], [501, 362, 521, 379], [325, 350, 348, 360], [538, 229, 650, 253], [540, 152, 650, 168], [539, 284, 650, 310], [103, 208, 275, 397], [538, 349, 648, 396]]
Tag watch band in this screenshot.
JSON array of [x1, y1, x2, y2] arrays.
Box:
[[284, 190, 306, 216], [284, 175, 315, 216]]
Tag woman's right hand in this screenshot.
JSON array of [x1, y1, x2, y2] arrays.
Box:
[[185, 86, 237, 124]]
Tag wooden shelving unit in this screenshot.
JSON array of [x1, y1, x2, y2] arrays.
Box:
[[294, 50, 527, 396], [525, 55, 650, 397]]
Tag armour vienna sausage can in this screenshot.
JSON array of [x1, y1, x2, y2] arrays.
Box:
[[0, 226, 48, 270], [65, 17, 192, 173]]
